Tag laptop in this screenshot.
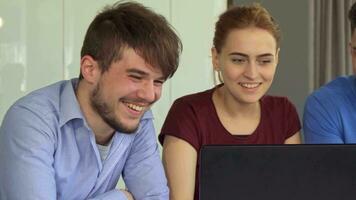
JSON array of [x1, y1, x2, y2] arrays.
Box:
[[199, 145, 356, 200]]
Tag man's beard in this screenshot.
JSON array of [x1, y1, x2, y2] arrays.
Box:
[[90, 83, 139, 134]]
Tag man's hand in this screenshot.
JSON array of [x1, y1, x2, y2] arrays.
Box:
[[120, 189, 134, 200]]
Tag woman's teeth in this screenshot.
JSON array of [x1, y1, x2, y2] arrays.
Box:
[[239, 83, 260, 89]]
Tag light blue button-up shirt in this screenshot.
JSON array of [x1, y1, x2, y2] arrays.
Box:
[[0, 79, 169, 200]]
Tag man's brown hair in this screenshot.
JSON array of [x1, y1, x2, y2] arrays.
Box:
[[348, 2, 356, 35], [80, 1, 182, 79]]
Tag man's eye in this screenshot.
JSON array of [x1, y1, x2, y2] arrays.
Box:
[[154, 80, 164, 86], [129, 75, 142, 80]]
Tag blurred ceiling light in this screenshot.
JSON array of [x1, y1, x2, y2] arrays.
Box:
[[0, 17, 3, 28]]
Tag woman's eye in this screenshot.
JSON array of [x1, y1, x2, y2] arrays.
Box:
[[232, 58, 246, 64], [258, 60, 272, 65]]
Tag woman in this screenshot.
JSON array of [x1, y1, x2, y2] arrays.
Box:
[[159, 3, 301, 200]]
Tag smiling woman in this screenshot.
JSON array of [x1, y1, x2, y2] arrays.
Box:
[[212, 27, 278, 110], [159, 3, 302, 200]]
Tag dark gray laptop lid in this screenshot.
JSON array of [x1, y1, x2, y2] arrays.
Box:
[[199, 145, 356, 200]]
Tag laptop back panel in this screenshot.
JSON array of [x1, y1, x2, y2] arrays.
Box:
[[199, 145, 356, 200]]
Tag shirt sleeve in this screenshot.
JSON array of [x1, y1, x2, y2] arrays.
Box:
[[159, 98, 201, 151], [303, 94, 343, 143], [283, 97, 302, 139], [122, 119, 169, 200], [0, 104, 161, 200], [0, 105, 57, 199], [88, 189, 128, 200]]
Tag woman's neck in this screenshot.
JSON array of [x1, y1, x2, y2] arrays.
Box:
[[212, 85, 261, 135], [213, 86, 260, 118]]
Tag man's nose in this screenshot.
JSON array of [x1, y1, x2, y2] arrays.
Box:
[[137, 81, 156, 103]]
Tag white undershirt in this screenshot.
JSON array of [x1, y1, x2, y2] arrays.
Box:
[[97, 139, 113, 162]]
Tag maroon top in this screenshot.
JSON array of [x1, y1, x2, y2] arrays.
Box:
[[159, 86, 301, 200]]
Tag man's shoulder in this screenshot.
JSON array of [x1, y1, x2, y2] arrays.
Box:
[[306, 76, 356, 109], [1, 80, 75, 140], [11, 80, 72, 118], [313, 76, 355, 97]]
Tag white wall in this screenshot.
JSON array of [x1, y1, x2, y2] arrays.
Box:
[[0, 0, 227, 133]]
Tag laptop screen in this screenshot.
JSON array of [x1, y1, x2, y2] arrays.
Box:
[[199, 145, 356, 200]]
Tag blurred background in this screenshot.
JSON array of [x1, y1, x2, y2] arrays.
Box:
[[1, 0, 355, 137], [0, 0, 226, 130]]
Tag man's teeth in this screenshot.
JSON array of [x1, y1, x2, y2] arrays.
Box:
[[126, 103, 144, 111], [239, 83, 260, 89]]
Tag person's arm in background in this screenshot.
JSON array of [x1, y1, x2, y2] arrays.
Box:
[[158, 97, 201, 200], [162, 135, 197, 200], [122, 118, 169, 200], [283, 97, 302, 144], [0, 105, 136, 200], [303, 95, 344, 143], [284, 131, 302, 144]]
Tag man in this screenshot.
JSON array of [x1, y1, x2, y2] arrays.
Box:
[[303, 2, 356, 143], [0, 1, 182, 200]]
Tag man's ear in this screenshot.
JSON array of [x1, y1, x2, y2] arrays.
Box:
[[80, 55, 100, 84]]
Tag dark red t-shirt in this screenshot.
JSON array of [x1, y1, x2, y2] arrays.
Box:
[[159, 86, 301, 200]]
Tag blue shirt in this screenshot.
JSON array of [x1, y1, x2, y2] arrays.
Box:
[[0, 79, 169, 200], [303, 75, 356, 143]]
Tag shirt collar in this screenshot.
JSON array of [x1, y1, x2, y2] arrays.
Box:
[[142, 109, 153, 120], [59, 78, 85, 127]]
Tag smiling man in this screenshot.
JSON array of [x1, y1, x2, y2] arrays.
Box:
[[303, 2, 356, 144], [0, 1, 181, 200]]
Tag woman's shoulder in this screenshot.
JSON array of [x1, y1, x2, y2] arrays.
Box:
[[260, 95, 297, 115], [261, 95, 292, 105], [173, 87, 215, 106]]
